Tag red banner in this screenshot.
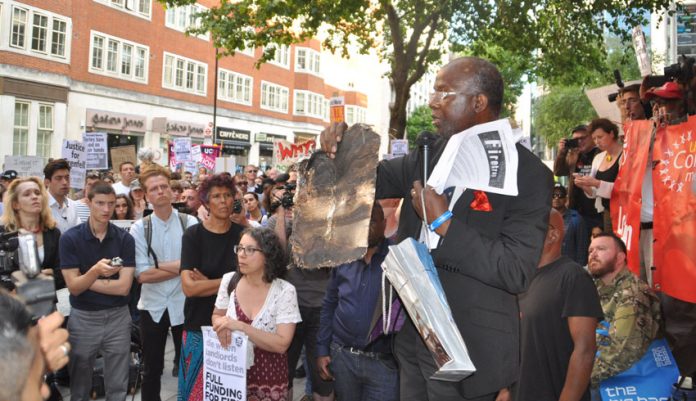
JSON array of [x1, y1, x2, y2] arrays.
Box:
[[611, 120, 653, 276], [651, 117, 696, 302]]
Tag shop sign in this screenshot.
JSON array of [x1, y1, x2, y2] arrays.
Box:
[[215, 127, 251, 143], [153, 118, 206, 137], [86, 109, 146, 132]]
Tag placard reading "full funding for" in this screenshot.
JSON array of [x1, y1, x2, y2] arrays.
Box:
[[202, 327, 248, 401]]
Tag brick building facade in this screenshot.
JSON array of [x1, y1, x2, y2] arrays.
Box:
[[0, 0, 373, 171]]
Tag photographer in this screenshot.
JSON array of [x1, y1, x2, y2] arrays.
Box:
[[0, 291, 70, 401], [553, 125, 603, 239], [59, 181, 135, 401], [1, 177, 62, 292]]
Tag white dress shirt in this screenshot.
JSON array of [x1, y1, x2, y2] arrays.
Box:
[[48, 193, 82, 233]]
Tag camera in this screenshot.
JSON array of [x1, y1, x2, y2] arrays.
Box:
[[607, 70, 624, 103], [269, 183, 296, 213], [565, 138, 580, 149], [0, 231, 56, 318], [233, 199, 243, 214], [664, 54, 695, 83]]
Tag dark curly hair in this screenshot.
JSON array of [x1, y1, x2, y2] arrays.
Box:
[[197, 173, 236, 206], [228, 227, 287, 293]]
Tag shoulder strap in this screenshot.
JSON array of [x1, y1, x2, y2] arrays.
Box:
[[144, 215, 159, 269], [178, 212, 189, 232], [227, 271, 242, 295]]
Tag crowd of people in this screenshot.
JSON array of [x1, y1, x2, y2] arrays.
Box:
[[0, 55, 693, 401]]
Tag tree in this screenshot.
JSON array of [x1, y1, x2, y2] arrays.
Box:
[[161, 0, 674, 139], [532, 86, 598, 146], [406, 105, 435, 148]]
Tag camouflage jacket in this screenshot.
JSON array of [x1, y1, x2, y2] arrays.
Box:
[[591, 268, 661, 387]]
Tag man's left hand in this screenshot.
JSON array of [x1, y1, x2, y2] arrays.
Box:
[[411, 181, 451, 236]]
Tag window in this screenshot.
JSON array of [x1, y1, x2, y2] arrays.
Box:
[[7, 5, 70, 62], [162, 52, 207, 96], [94, 0, 151, 19], [346, 105, 367, 125], [260, 82, 289, 113], [218, 69, 252, 105], [10, 6, 27, 48], [37, 104, 53, 161], [294, 90, 327, 119], [51, 19, 67, 57], [90, 31, 148, 83], [31, 13, 48, 53], [295, 48, 321, 75], [13, 101, 29, 156], [265, 44, 290, 68], [164, 3, 207, 39]]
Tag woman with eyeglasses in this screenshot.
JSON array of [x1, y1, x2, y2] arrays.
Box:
[[212, 227, 300, 401], [243, 192, 266, 227], [178, 174, 245, 401], [0, 177, 63, 290]]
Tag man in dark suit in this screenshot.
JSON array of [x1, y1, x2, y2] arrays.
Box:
[[320, 57, 553, 400]]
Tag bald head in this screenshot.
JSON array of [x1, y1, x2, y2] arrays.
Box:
[[538, 209, 564, 267], [445, 57, 504, 117]]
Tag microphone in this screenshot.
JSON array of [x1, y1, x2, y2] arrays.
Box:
[[416, 131, 437, 183]]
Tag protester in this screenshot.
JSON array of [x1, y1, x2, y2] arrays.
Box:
[[196, 167, 208, 184], [0, 177, 63, 290], [182, 188, 202, 218], [321, 56, 553, 400], [0, 169, 19, 215], [316, 203, 398, 401], [170, 180, 185, 203], [0, 291, 70, 401], [590, 226, 602, 240], [131, 166, 198, 401], [268, 185, 335, 400], [587, 233, 661, 396], [243, 192, 266, 226], [212, 227, 301, 401], [245, 165, 260, 193], [552, 183, 589, 265], [59, 181, 136, 401], [136, 147, 156, 174], [44, 159, 81, 233], [75, 171, 102, 222], [112, 193, 135, 220], [129, 179, 147, 219], [553, 125, 602, 238], [179, 174, 245, 401], [619, 84, 648, 122], [574, 118, 623, 232], [113, 161, 136, 195], [514, 209, 602, 401]]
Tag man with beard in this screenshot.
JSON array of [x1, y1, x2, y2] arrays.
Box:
[[587, 233, 661, 393], [316, 202, 397, 400]]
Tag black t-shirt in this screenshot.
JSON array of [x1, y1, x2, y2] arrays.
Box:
[[515, 256, 604, 401], [572, 148, 600, 216], [595, 153, 622, 210], [180, 223, 244, 331]]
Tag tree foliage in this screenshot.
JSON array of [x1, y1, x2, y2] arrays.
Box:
[[406, 105, 435, 148], [532, 86, 597, 145], [160, 0, 675, 139]]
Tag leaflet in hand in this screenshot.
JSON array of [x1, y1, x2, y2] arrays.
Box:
[[427, 118, 519, 196]]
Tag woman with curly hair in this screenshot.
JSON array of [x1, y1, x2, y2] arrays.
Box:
[[1, 177, 62, 290], [212, 227, 300, 401], [178, 174, 245, 401]]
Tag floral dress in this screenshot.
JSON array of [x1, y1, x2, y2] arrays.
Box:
[[215, 273, 302, 401]]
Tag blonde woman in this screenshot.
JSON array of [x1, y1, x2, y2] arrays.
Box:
[[1, 177, 63, 289]]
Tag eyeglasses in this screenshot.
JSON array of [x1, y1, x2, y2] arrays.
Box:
[[429, 90, 474, 103], [552, 193, 566, 199], [246, 169, 258, 174], [234, 245, 263, 256]]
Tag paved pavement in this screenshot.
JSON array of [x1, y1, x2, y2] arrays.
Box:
[[59, 333, 308, 401]]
